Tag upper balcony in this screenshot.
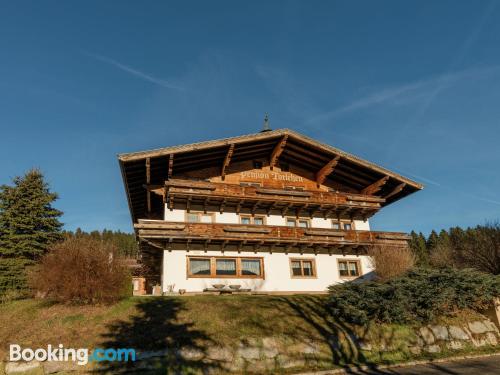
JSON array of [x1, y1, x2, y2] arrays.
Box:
[[153, 179, 386, 221], [135, 219, 410, 255]]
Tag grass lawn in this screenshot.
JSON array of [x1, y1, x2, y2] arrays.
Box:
[[0, 295, 497, 374]]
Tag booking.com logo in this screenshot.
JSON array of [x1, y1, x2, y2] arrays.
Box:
[[10, 344, 136, 366]]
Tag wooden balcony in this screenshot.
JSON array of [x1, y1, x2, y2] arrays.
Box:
[[157, 179, 385, 220], [135, 219, 410, 255]]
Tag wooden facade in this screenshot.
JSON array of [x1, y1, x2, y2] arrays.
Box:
[[118, 128, 423, 287]]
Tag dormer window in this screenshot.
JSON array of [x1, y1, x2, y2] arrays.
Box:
[[253, 160, 263, 169], [280, 162, 290, 172]]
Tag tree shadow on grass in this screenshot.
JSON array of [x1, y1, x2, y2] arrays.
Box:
[[272, 295, 380, 372], [96, 298, 221, 374]]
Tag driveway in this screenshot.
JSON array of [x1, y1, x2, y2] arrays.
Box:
[[341, 355, 500, 374]]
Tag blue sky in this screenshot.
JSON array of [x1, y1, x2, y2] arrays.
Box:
[[1, 1, 499, 234]]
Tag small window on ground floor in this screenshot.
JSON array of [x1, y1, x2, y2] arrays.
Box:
[[338, 259, 361, 278], [187, 256, 264, 278], [290, 258, 316, 278], [189, 258, 211, 275]]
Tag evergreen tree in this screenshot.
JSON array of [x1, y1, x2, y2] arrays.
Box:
[[426, 230, 439, 251], [409, 231, 429, 266], [0, 169, 63, 294]]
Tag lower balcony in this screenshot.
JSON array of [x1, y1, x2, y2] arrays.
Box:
[[135, 219, 410, 255]]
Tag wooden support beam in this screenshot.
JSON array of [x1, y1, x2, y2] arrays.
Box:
[[221, 144, 235, 180], [186, 196, 192, 213], [168, 154, 174, 179], [316, 155, 341, 186], [146, 158, 151, 215], [361, 176, 389, 195], [220, 199, 227, 214], [269, 134, 288, 170], [385, 183, 406, 200]]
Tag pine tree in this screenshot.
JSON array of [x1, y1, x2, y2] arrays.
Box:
[[0, 169, 63, 294], [409, 231, 429, 266]]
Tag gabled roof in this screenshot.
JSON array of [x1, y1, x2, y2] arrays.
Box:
[[118, 128, 423, 223]]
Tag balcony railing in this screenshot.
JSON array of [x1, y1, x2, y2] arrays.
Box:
[[162, 179, 385, 220], [135, 219, 409, 254]]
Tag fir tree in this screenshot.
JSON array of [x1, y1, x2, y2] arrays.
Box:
[[0, 169, 63, 293], [409, 231, 429, 266]]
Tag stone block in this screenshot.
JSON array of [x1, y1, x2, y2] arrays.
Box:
[[429, 325, 449, 341], [468, 321, 488, 334], [5, 361, 41, 374], [409, 346, 421, 355], [446, 341, 463, 350], [238, 346, 260, 360], [485, 332, 498, 346], [483, 320, 499, 333], [424, 345, 441, 353], [419, 327, 435, 345], [448, 326, 470, 341], [261, 337, 280, 358]]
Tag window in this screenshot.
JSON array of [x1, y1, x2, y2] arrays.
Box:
[[286, 218, 310, 228], [240, 215, 266, 225], [253, 160, 263, 169], [216, 259, 237, 276], [290, 258, 316, 278], [186, 212, 214, 223], [241, 259, 261, 276], [331, 220, 354, 230], [240, 182, 262, 188], [284, 186, 304, 191], [338, 259, 361, 278], [189, 258, 211, 275], [187, 213, 200, 223], [187, 256, 264, 278], [279, 162, 290, 172]]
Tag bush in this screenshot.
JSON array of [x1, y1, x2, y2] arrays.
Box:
[[328, 268, 500, 325], [368, 245, 415, 281], [29, 237, 131, 304]]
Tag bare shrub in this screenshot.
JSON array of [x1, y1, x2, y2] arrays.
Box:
[[368, 245, 415, 281], [430, 243, 456, 268], [457, 223, 500, 275], [29, 237, 131, 304]]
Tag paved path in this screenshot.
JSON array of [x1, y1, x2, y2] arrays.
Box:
[[338, 355, 500, 374]]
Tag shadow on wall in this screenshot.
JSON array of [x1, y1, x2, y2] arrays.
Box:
[[97, 298, 221, 374], [250, 295, 380, 371]]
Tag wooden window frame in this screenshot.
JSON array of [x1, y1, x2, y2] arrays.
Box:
[[331, 219, 355, 230], [185, 211, 216, 223], [289, 258, 317, 279], [286, 217, 311, 228], [240, 214, 266, 225], [337, 259, 362, 279], [186, 256, 265, 279]]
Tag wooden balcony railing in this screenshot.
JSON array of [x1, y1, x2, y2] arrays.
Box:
[[161, 179, 385, 220], [135, 219, 409, 254]]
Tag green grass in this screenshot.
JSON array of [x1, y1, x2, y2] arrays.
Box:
[[0, 295, 498, 374]]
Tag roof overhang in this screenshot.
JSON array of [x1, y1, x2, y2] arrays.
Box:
[[118, 129, 423, 223]]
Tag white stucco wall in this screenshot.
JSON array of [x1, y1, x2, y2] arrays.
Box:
[[160, 207, 372, 293], [162, 250, 374, 293], [164, 208, 370, 230]]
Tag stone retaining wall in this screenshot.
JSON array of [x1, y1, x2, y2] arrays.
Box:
[[2, 318, 499, 374]]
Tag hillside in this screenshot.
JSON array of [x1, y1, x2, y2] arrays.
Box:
[[0, 295, 498, 374]]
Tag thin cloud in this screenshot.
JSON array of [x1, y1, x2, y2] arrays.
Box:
[[82, 51, 185, 91], [393, 167, 500, 206], [307, 66, 498, 124]]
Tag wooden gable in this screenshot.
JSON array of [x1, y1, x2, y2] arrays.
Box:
[[119, 129, 423, 223]]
